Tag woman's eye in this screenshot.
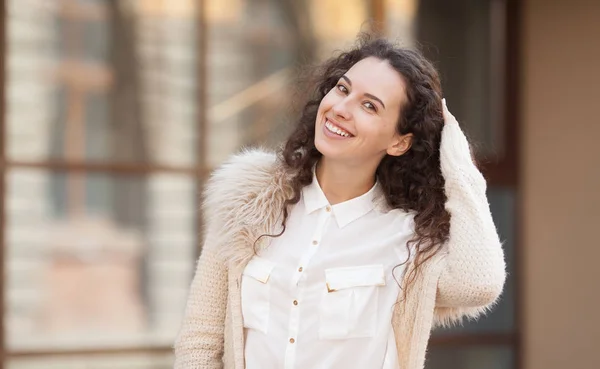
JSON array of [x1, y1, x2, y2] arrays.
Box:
[[336, 84, 348, 94], [363, 101, 376, 112]]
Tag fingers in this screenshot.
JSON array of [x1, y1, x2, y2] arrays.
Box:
[[442, 98, 449, 119], [441, 98, 457, 125]]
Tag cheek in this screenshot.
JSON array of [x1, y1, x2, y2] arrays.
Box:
[[356, 118, 397, 144], [318, 90, 338, 112]]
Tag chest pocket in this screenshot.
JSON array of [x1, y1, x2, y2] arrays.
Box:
[[241, 256, 275, 334], [319, 264, 386, 340]]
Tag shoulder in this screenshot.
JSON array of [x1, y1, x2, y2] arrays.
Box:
[[202, 148, 291, 261], [203, 148, 279, 219], [206, 148, 278, 194]]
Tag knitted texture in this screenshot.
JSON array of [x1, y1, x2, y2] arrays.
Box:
[[173, 122, 506, 369], [173, 245, 227, 368], [433, 121, 506, 326]]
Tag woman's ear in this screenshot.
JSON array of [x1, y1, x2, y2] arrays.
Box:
[[387, 133, 413, 157]]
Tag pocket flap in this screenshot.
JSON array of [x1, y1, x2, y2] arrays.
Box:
[[325, 264, 386, 292], [243, 256, 275, 284]]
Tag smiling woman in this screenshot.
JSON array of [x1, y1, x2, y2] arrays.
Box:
[[174, 35, 506, 369]]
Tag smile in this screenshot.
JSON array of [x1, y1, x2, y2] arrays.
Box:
[[325, 119, 353, 137]]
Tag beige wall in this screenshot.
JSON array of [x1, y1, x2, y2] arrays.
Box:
[[522, 1, 600, 368]]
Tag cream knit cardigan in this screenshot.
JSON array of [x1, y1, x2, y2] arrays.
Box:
[[174, 122, 506, 369]]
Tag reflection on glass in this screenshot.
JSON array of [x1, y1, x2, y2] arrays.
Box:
[[308, 0, 369, 58], [427, 346, 514, 369], [385, 0, 418, 43], [7, 353, 174, 369], [205, 0, 369, 168], [6, 169, 197, 350], [414, 0, 505, 158], [6, 0, 198, 166]]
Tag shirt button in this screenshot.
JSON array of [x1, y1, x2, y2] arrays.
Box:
[[289, 338, 295, 344], [325, 205, 331, 212], [312, 240, 318, 245], [298, 267, 303, 272], [293, 300, 298, 306]]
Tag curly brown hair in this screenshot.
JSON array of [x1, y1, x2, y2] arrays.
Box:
[[274, 35, 451, 293]]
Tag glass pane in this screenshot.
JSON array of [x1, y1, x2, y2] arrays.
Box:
[[7, 353, 174, 369], [414, 0, 505, 158], [308, 0, 370, 59], [434, 187, 516, 335], [56, 15, 111, 63], [6, 169, 197, 351], [83, 20, 111, 63], [426, 346, 514, 369], [387, 0, 506, 158], [385, 0, 418, 43], [5, 0, 199, 166], [205, 0, 369, 168]]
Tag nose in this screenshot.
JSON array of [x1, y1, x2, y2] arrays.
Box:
[[332, 98, 352, 121]]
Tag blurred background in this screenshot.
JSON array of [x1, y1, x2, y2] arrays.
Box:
[[0, 0, 598, 368]]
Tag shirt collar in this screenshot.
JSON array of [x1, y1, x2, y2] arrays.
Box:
[[302, 170, 381, 228]]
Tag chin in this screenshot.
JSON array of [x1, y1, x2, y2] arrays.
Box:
[[314, 136, 345, 160], [314, 135, 327, 156]]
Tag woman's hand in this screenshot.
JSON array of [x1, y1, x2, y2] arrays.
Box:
[[440, 98, 478, 171], [442, 98, 458, 126]]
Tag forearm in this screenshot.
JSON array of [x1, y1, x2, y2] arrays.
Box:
[[436, 120, 506, 308], [174, 242, 228, 369]]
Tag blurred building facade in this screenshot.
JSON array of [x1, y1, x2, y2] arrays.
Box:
[[0, 0, 598, 368]]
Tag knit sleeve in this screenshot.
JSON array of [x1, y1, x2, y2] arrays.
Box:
[[173, 160, 235, 368], [435, 119, 506, 311], [173, 236, 228, 369]]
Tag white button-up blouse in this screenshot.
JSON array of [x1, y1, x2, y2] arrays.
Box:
[[241, 173, 416, 369]]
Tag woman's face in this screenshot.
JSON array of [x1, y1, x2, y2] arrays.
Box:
[[314, 56, 413, 166]]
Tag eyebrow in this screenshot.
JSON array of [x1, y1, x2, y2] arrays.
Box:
[[341, 75, 386, 109]]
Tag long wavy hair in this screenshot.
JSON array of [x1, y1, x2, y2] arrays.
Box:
[[273, 35, 451, 293]]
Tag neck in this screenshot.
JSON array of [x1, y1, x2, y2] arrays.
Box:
[[315, 157, 377, 205]]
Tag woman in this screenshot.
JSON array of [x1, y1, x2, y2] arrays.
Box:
[[174, 36, 506, 369]]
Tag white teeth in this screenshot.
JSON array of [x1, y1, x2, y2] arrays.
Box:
[[325, 120, 350, 137]]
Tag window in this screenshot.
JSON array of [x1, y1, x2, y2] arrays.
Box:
[[1, 0, 519, 367], [4, 0, 200, 366]]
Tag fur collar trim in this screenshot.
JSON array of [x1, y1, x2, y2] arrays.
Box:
[[202, 148, 292, 266]]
